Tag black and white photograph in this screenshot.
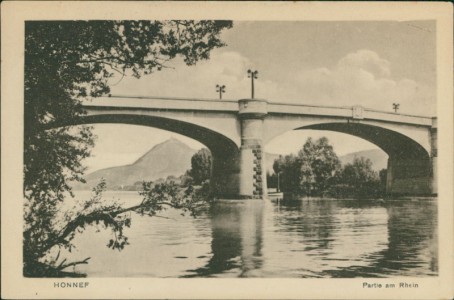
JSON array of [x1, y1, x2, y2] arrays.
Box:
[[2, 2, 453, 299]]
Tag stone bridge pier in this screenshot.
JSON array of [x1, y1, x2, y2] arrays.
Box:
[[208, 98, 269, 199], [385, 118, 437, 196], [386, 158, 433, 195], [237, 99, 268, 199], [431, 119, 438, 195]]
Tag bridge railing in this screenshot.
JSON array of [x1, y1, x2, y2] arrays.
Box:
[[267, 101, 433, 126], [105, 95, 239, 103], [82, 95, 434, 127], [360, 108, 433, 126], [83, 96, 239, 112]]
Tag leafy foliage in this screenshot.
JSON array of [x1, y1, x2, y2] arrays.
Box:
[[273, 137, 341, 196], [297, 137, 341, 194], [329, 157, 382, 198], [139, 180, 213, 217], [23, 20, 232, 277], [340, 157, 379, 185], [273, 154, 301, 193], [271, 137, 386, 199], [188, 148, 212, 185]]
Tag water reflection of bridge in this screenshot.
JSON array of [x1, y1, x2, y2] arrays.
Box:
[[186, 201, 264, 277], [185, 200, 437, 277]]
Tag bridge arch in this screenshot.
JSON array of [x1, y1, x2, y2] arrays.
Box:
[[298, 122, 430, 160], [45, 113, 241, 197], [265, 122, 433, 195]]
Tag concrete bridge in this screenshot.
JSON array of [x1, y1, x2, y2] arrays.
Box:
[[70, 96, 436, 198]]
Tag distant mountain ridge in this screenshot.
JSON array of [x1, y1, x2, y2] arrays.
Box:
[[338, 149, 388, 171], [75, 139, 388, 190], [73, 138, 196, 190]]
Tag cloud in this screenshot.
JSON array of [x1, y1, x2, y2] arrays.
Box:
[[111, 51, 253, 99], [338, 50, 391, 77], [110, 49, 435, 116], [283, 50, 435, 116]]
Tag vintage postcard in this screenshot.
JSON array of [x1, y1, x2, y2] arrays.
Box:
[[2, 1, 453, 299]]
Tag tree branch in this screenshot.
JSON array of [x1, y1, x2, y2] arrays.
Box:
[[41, 201, 177, 254], [57, 257, 91, 271]]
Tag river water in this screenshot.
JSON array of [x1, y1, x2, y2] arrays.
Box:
[[67, 191, 438, 278]]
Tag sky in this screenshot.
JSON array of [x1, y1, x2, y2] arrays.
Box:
[[84, 21, 436, 172]]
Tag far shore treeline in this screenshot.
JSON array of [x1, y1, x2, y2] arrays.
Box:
[[117, 137, 387, 199], [266, 137, 387, 199]]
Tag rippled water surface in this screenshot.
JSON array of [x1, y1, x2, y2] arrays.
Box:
[[69, 192, 438, 277]]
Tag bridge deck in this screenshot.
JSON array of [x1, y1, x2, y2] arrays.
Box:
[[83, 96, 434, 127]]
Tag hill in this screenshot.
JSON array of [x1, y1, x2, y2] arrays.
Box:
[[338, 149, 388, 171], [73, 138, 196, 190]]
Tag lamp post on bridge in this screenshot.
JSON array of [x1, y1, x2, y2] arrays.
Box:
[[393, 103, 400, 113], [247, 69, 258, 99], [216, 84, 226, 99]]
